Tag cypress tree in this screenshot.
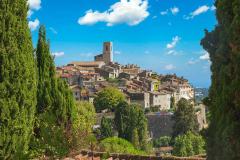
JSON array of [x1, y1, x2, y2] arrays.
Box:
[[31, 25, 76, 157], [0, 0, 37, 159], [201, 0, 240, 159], [36, 26, 54, 113]]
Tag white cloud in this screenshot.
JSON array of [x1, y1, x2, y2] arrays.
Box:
[[199, 52, 210, 60], [187, 58, 199, 65], [211, 5, 216, 11], [28, 19, 40, 31], [188, 60, 196, 65], [114, 51, 121, 55], [170, 7, 179, 15], [164, 64, 176, 70], [166, 36, 181, 49], [49, 27, 58, 34], [27, 10, 33, 17], [27, 0, 41, 17], [78, 0, 149, 26], [52, 52, 65, 57], [28, 0, 41, 10], [184, 5, 210, 19], [152, 16, 157, 19], [160, 10, 168, 15], [167, 50, 178, 55], [160, 7, 179, 16]]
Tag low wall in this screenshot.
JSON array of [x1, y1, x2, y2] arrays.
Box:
[[71, 150, 206, 160]]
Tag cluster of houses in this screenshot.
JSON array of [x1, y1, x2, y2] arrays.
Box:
[[56, 42, 195, 112]]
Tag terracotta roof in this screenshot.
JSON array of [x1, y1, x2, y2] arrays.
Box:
[[61, 73, 72, 78], [69, 61, 105, 66]]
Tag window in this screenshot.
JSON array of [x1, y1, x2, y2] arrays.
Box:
[[106, 45, 109, 51]]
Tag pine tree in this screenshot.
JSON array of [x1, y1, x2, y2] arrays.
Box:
[[201, 1, 240, 159], [0, 0, 37, 159]]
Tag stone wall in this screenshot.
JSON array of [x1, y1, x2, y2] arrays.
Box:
[[146, 113, 174, 139], [65, 150, 206, 160]]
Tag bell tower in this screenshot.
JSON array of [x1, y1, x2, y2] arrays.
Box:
[[103, 42, 113, 64]]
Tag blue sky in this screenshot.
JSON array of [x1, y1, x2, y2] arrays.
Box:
[[27, 0, 217, 88]]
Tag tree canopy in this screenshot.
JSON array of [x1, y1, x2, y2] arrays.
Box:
[[173, 132, 205, 157], [71, 101, 96, 150], [0, 0, 37, 158], [100, 116, 114, 139], [93, 87, 126, 112], [114, 102, 149, 151], [201, 0, 240, 159], [29, 26, 77, 158], [99, 137, 145, 155], [172, 98, 199, 137]]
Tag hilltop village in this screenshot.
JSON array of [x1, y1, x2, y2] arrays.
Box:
[[57, 42, 195, 109], [56, 42, 207, 137]]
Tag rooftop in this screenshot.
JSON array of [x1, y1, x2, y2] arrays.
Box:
[[68, 61, 105, 66]]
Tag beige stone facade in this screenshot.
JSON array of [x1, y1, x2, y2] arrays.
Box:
[[94, 42, 113, 64]]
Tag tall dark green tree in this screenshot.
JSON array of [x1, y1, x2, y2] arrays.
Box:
[[114, 102, 149, 151], [201, 1, 240, 159], [0, 0, 37, 159], [30, 25, 76, 157], [172, 98, 199, 137], [36, 26, 55, 114]]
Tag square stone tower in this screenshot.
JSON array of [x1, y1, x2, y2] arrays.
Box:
[[103, 42, 113, 64]]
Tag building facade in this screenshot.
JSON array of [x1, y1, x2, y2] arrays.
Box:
[[95, 42, 113, 64]]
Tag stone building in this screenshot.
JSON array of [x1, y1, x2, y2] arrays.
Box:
[[70, 85, 81, 101], [94, 42, 113, 64], [126, 90, 150, 108], [67, 61, 105, 72], [149, 92, 171, 110]]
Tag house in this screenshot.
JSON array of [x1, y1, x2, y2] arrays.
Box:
[[95, 65, 119, 79], [149, 92, 171, 110], [126, 90, 150, 108], [67, 61, 105, 72], [70, 85, 81, 101], [119, 72, 135, 80]]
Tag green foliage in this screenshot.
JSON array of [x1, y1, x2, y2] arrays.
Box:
[[201, 1, 240, 159], [72, 101, 96, 150], [0, 0, 37, 158], [145, 106, 160, 113], [173, 132, 205, 157], [170, 97, 176, 109], [153, 136, 171, 148], [30, 26, 77, 158], [100, 116, 114, 139], [172, 98, 199, 137], [150, 106, 160, 112], [114, 102, 149, 151], [131, 128, 140, 149], [94, 87, 126, 112], [99, 137, 145, 155], [28, 113, 70, 158]]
